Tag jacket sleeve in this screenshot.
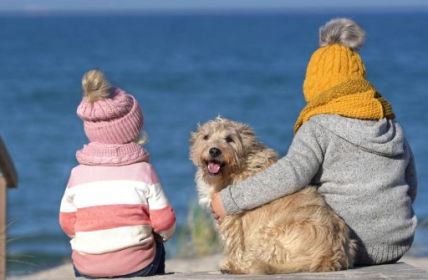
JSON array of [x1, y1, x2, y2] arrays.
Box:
[[146, 165, 176, 241], [220, 121, 325, 215], [405, 141, 418, 203], [59, 174, 76, 237]]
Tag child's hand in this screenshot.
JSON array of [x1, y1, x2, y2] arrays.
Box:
[[210, 192, 227, 222]]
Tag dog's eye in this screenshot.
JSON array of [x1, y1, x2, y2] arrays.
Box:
[[203, 135, 209, 140], [225, 136, 234, 143]]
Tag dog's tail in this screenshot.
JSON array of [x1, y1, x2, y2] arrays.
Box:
[[250, 257, 343, 275], [250, 224, 357, 274], [247, 260, 306, 275]]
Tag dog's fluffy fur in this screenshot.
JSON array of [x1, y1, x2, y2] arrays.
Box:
[[190, 117, 356, 274]]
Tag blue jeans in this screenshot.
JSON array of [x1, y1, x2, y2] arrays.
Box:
[[74, 241, 166, 278]]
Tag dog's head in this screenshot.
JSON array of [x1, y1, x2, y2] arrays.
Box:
[[190, 117, 257, 189]]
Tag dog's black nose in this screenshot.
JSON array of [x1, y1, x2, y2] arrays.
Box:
[[209, 147, 222, 158]]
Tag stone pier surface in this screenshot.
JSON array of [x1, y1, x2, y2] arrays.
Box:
[[8, 255, 428, 280], [147, 263, 427, 280]]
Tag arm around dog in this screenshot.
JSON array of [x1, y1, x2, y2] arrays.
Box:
[[219, 121, 326, 215]]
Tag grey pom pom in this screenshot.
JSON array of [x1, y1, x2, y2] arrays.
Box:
[[319, 18, 365, 50]]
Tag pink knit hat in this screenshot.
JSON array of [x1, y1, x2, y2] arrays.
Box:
[[76, 71, 143, 144], [75, 70, 149, 166]]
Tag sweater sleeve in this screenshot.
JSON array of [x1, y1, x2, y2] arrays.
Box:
[[146, 165, 176, 241], [220, 121, 325, 215], [405, 141, 418, 203], [59, 173, 76, 237]]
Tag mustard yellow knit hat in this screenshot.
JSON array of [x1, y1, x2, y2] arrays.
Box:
[[303, 18, 366, 102], [295, 18, 395, 132]]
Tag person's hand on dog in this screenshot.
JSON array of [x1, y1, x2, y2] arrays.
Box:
[[210, 192, 227, 222]]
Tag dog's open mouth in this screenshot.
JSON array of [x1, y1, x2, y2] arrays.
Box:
[[205, 160, 225, 176]]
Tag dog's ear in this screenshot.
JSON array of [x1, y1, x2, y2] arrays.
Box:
[[189, 130, 198, 146], [238, 124, 255, 139], [237, 123, 257, 149], [190, 123, 202, 145]]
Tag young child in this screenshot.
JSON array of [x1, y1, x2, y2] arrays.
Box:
[[211, 18, 418, 266], [59, 70, 176, 278]]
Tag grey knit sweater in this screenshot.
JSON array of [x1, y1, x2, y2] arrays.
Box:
[[220, 114, 417, 265]]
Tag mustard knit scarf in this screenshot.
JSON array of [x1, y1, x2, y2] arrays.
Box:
[[294, 79, 395, 133]]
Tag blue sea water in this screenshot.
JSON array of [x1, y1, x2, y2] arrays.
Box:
[[0, 11, 427, 275]]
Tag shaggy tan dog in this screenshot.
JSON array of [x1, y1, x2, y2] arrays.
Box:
[[190, 117, 356, 274]]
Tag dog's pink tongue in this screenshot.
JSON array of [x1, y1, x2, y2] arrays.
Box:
[[208, 162, 221, 174]]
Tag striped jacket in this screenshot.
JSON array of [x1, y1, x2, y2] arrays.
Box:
[[59, 162, 176, 277]]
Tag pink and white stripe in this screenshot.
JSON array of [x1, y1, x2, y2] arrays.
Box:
[[59, 162, 175, 277]]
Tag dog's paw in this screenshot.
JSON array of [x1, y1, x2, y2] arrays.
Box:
[[220, 268, 231, 274], [219, 260, 232, 274]]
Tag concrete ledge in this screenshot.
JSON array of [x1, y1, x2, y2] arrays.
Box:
[[131, 263, 427, 280], [9, 256, 428, 280]]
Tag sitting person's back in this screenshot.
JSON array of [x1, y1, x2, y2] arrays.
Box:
[[294, 114, 417, 265], [59, 70, 175, 278]]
